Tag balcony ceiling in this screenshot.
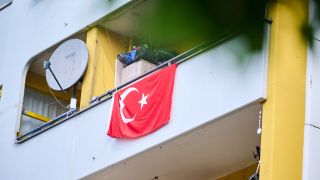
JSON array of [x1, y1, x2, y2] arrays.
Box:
[[85, 103, 261, 180], [100, 0, 154, 38]]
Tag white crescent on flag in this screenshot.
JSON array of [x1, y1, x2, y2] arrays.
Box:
[[119, 87, 139, 123]]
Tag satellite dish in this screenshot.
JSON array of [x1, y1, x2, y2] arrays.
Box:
[[45, 39, 88, 91]]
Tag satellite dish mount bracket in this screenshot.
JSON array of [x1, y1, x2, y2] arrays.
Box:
[[43, 60, 66, 93]]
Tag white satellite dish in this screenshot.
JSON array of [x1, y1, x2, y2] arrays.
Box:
[[45, 39, 88, 91]]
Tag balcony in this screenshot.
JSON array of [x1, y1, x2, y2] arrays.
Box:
[[10, 35, 268, 179]]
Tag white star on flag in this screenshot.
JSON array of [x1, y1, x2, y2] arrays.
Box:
[[138, 93, 149, 109]]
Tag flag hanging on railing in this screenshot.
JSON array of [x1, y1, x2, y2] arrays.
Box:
[[107, 64, 177, 138]]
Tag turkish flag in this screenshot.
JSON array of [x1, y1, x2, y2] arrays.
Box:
[[107, 64, 177, 138]]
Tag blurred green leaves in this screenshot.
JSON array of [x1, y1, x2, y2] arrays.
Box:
[[136, 0, 268, 51], [133, 0, 320, 53]]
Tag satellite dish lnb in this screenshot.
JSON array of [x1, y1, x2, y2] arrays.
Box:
[[45, 39, 88, 91]]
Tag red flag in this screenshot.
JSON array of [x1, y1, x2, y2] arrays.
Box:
[[107, 64, 177, 138]]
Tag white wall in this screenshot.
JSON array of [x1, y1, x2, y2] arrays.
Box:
[[303, 1, 320, 179], [0, 1, 268, 179], [0, 36, 268, 179], [303, 39, 320, 180]]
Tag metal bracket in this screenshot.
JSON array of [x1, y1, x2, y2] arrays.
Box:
[[43, 60, 66, 92]]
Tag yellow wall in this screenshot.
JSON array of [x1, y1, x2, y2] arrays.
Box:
[[216, 164, 257, 180], [80, 27, 128, 109], [260, 0, 308, 179], [25, 71, 72, 102]]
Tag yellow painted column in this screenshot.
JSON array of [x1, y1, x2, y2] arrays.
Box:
[[80, 27, 128, 109], [260, 0, 308, 179]]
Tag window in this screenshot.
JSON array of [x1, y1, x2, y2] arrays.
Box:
[[21, 87, 68, 133]]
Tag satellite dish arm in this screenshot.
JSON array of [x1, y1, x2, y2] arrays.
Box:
[[43, 61, 66, 92]]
